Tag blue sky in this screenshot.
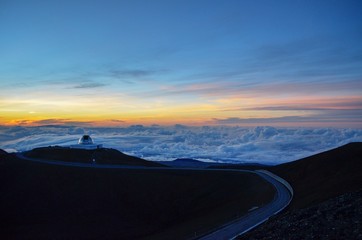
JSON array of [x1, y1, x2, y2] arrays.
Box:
[[1, 0, 362, 127]]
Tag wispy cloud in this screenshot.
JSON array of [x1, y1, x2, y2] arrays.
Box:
[[109, 119, 125, 123], [31, 119, 93, 126], [243, 35, 362, 80], [72, 82, 107, 89], [110, 69, 155, 78], [140, 74, 361, 101], [109, 69, 156, 80], [213, 116, 309, 124], [213, 108, 362, 127], [245, 98, 362, 111]]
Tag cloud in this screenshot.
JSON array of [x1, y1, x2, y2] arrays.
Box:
[[223, 97, 362, 111], [109, 119, 125, 123], [105, 68, 160, 84], [246, 106, 329, 111], [254, 80, 362, 96], [110, 69, 155, 78], [31, 119, 93, 126], [72, 82, 107, 89], [213, 108, 362, 127], [213, 116, 309, 124], [246, 35, 362, 80], [32, 119, 70, 125], [141, 80, 263, 99], [140, 71, 362, 101], [217, 98, 362, 127], [0, 125, 361, 165], [245, 98, 362, 111], [144, 35, 362, 100]]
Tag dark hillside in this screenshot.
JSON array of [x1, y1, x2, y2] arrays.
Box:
[[208, 163, 270, 170], [159, 158, 222, 168], [0, 149, 9, 158], [238, 142, 362, 239], [24, 146, 163, 167], [0, 150, 10, 165], [270, 142, 362, 209], [240, 189, 362, 240], [0, 151, 274, 239]]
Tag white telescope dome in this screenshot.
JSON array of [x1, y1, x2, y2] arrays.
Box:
[[70, 135, 102, 149], [78, 135, 94, 145]]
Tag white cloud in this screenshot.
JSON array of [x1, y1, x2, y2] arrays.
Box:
[[0, 125, 361, 165]]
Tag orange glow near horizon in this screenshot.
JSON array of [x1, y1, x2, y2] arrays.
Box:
[[1, 1, 362, 129], [1, 94, 361, 128]]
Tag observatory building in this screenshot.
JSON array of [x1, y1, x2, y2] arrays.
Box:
[[70, 135, 103, 150]]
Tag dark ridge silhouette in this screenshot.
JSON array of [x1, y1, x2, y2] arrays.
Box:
[[0, 148, 274, 240], [159, 158, 222, 168], [0, 149, 11, 162], [208, 163, 270, 170], [0, 149, 9, 159], [23, 146, 163, 167], [270, 142, 362, 209]]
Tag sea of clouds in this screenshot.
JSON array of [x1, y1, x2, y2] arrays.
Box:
[[0, 125, 361, 165]]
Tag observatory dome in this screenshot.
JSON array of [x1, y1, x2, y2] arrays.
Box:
[[78, 135, 94, 145]]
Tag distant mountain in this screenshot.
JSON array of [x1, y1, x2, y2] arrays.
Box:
[[159, 158, 270, 169], [158, 158, 221, 168], [0, 149, 9, 163], [208, 162, 271, 170], [23, 146, 164, 167], [0, 149, 8, 156]]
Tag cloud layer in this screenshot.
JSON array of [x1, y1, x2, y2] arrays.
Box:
[[1, 125, 361, 165]]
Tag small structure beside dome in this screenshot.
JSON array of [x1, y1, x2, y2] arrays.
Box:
[[70, 135, 103, 150]]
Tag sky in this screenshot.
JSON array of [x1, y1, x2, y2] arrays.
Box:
[[1, 0, 362, 127]]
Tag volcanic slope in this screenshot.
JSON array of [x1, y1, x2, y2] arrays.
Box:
[[0, 150, 274, 240], [239, 142, 362, 239], [270, 142, 362, 209], [23, 146, 162, 167]]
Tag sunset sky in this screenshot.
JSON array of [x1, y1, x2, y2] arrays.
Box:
[[1, 0, 361, 127]]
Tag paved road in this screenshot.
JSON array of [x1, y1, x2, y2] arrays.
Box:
[[15, 152, 160, 169], [197, 171, 292, 240], [15, 152, 292, 240]]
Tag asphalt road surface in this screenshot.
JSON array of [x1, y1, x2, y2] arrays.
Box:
[[197, 171, 292, 240], [15, 152, 293, 240]]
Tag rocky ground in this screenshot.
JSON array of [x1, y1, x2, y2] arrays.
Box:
[[240, 189, 362, 240]]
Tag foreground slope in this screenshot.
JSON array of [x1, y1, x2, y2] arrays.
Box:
[[239, 142, 362, 239], [241, 189, 362, 239], [270, 142, 362, 209], [0, 149, 274, 240]]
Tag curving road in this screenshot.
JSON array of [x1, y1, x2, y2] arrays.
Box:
[[15, 152, 292, 240], [197, 171, 292, 240]]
